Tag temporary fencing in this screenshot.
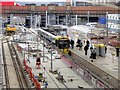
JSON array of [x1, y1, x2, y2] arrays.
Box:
[[23, 59, 41, 89]]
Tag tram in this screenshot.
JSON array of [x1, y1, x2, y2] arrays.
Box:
[[4, 24, 17, 35], [37, 27, 70, 54]]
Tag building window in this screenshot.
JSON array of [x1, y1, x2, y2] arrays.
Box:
[[113, 25, 114, 28], [110, 24, 111, 28], [112, 16, 114, 20]]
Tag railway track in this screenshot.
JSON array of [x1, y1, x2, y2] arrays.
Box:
[[1, 37, 10, 89], [2, 36, 30, 89], [40, 64, 69, 89], [27, 29, 70, 89]]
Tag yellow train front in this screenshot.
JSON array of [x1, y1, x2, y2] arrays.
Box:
[[4, 25, 17, 35], [55, 36, 70, 54], [38, 28, 70, 54]]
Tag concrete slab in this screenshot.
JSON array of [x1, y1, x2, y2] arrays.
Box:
[[70, 44, 119, 79], [27, 53, 93, 88], [15, 42, 93, 88]]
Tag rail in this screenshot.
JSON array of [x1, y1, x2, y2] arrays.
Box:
[[7, 40, 30, 89], [68, 49, 119, 88], [11, 42, 31, 89], [46, 39, 119, 88], [1, 36, 30, 89], [40, 64, 69, 89], [27, 27, 119, 88], [1, 38, 10, 89]]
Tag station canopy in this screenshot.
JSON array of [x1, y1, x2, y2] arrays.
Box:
[[69, 25, 91, 34], [70, 25, 107, 35]]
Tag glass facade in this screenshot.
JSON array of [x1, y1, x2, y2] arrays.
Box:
[[107, 14, 120, 33]]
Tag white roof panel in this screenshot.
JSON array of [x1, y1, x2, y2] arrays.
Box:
[[70, 25, 91, 33]]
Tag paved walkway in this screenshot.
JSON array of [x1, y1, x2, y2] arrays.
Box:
[[27, 56, 93, 88], [15, 42, 93, 88], [0, 35, 3, 89], [1, 34, 119, 88], [70, 43, 119, 79], [14, 38, 120, 88]]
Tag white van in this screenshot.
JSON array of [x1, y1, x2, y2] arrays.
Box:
[[86, 22, 97, 28]]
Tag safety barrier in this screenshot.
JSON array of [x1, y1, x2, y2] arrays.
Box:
[[23, 59, 41, 89], [14, 44, 41, 89]]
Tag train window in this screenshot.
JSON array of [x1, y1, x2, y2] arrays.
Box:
[[33, 54, 37, 57], [58, 40, 69, 49]]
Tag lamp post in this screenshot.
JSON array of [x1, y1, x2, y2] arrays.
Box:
[[106, 12, 108, 45], [87, 11, 90, 24], [43, 38, 45, 62], [37, 37, 39, 57], [38, 15, 41, 28], [90, 28, 93, 47], [45, 11, 48, 28], [57, 15, 59, 25], [50, 46, 53, 72], [0, 17, 2, 35], [43, 67, 45, 81], [0, 64, 3, 89], [75, 14, 78, 25], [27, 42, 30, 62], [66, 14, 68, 26], [31, 13, 32, 28]]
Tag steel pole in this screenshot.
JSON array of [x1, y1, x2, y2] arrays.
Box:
[[0, 17, 2, 35], [10, 14, 13, 26], [46, 11, 48, 28], [31, 14, 32, 28], [35, 15, 37, 29], [57, 15, 59, 25], [75, 14, 78, 25], [50, 47, 53, 71], [43, 67, 45, 81], [37, 37, 39, 57], [87, 11, 90, 24], [90, 28, 92, 46], [28, 43, 30, 60], [43, 38, 45, 62], [66, 14, 68, 26], [38, 15, 41, 28], [106, 12, 108, 45]]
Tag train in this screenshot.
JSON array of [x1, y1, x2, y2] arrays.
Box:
[[4, 24, 17, 35], [35, 26, 70, 54]]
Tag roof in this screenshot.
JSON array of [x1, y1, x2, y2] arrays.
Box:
[[0, 1, 20, 6], [51, 25, 69, 29], [70, 25, 91, 34], [18, 43, 27, 49]]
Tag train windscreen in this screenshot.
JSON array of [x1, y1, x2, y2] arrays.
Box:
[[58, 40, 70, 49]]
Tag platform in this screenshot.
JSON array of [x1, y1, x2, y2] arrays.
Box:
[[15, 41, 93, 88], [0, 36, 3, 89], [70, 43, 119, 79]]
